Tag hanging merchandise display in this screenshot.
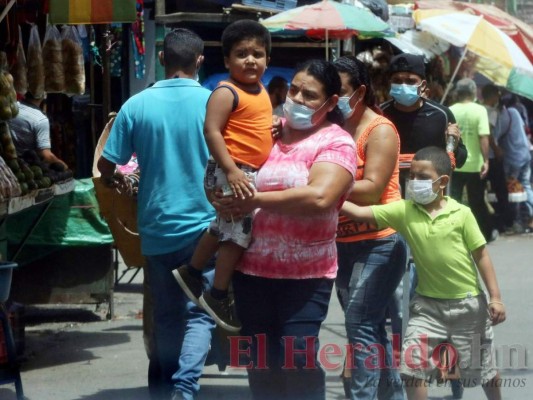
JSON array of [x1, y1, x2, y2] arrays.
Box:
[[109, 24, 123, 78], [131, 0, 145, 79], [26, 24, 45, 99], [61, 25, 85, 95], [9, 26, 27, 96], [42, 24, 65, 93], [48, 0, 137, 25]]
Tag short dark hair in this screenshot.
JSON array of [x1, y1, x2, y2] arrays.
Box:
[[221, 20, 271, 58], [413, 146, 452, 176], [163, 28, 204, 71], [293, 59, 344, 126], [481, 84, 500, 100], [267, 76, 288, 94], [334, 55, 377, 107], [389, 53, 426, 79]]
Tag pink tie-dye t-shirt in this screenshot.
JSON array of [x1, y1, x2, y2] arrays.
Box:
[[237, 123, 356, 280]]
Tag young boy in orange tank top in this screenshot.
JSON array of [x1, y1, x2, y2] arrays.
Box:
[[173, 20, 273, 332]]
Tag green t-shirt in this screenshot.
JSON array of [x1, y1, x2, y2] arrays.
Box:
[[371, 197, 486, 299], [450, 102, 490, 173]]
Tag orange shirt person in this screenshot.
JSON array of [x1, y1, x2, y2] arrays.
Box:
[[173, 20, 273, 333]]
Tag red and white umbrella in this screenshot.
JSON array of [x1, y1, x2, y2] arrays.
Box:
[[260, 0, 392, 59]]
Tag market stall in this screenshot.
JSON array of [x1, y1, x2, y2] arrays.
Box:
[[0, 0, 138, 318]]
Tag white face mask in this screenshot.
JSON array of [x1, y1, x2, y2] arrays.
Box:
[[406, 178, 441, 205]]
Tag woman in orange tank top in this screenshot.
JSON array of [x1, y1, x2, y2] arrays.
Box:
[[334, 56, 407, 400]]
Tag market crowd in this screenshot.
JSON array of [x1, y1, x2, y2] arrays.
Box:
[[94, 23, 531, 400]]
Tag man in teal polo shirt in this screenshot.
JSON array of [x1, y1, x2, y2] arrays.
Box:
[[98, 29, 215, 400]]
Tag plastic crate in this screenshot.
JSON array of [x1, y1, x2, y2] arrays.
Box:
[[242, 0, 297, 11]]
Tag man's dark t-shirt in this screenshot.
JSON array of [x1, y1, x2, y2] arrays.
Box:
[[381, 98, 467, 168]]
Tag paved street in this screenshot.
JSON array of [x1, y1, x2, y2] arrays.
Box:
[[1, 233, 532, 399]]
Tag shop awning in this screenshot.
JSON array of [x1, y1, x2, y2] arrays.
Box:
[[48, 0, 137, 24]]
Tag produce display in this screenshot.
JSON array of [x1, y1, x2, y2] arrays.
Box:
[[0, 121, 23, 197], [0, 70, 19, 121], [1, 121, 73, 205], [0, 25, 79, 213]]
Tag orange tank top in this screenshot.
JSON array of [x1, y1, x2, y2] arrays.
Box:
[[217, 81, 273, 169], [337, 116, 401, 242]]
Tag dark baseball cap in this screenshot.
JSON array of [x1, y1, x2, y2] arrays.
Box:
[[389, 53, 426, 79]]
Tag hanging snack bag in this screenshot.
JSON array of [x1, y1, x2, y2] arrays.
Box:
[[27, 25, 45, 99], [61, 26, 85, 95], [10, 26, 28, 96], [43, 24, 65, 93]]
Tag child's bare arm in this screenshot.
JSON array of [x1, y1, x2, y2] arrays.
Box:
[[472, 245, 506, 325], [340, 202, 378, 225], [204, 88, 254, 199]]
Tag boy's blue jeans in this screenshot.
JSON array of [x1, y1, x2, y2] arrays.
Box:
[[145, 237, 215, 400], [336, 233, 407, 400]]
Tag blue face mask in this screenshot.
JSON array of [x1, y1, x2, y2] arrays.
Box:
[[338, 91, 359, 120], [389, 83, 420, 107], [283, 97, 324, 130]]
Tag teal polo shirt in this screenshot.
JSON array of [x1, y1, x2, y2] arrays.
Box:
[[103, 78, 215, 255], [371, 197, 486, 299]]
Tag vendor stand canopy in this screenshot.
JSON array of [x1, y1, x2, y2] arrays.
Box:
[[413, 9, 533, 102], [48, 0, 137, 24], [260, 0, 393, 60]]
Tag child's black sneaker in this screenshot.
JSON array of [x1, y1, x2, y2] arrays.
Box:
[[199, 291, 241, 332], [173, 265, 203, 306]]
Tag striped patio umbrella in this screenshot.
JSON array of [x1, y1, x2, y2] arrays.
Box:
[[260, 0, 392, 59], [413, 9, 533, 101]]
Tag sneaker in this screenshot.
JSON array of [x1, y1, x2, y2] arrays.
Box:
[[200, 291, 241, 332], [173, 265, 203, 306]]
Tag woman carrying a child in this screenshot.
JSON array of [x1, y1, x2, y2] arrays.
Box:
[[216, 59, 357, 400], [334, 55, 407, 400]]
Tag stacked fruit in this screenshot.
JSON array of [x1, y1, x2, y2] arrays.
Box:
[[20, 150, 73, 185], [0, 70, 18, 120], [1, 121, 35, 195], [1, 123, 74, 197]]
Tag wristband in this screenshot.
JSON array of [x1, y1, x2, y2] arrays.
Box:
[[489, 301, 504, 306]]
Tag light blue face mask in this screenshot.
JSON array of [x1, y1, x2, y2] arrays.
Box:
[[389, 83, 421, 107], [283, 97, 324, 130], [338, 91, 359, 120]]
